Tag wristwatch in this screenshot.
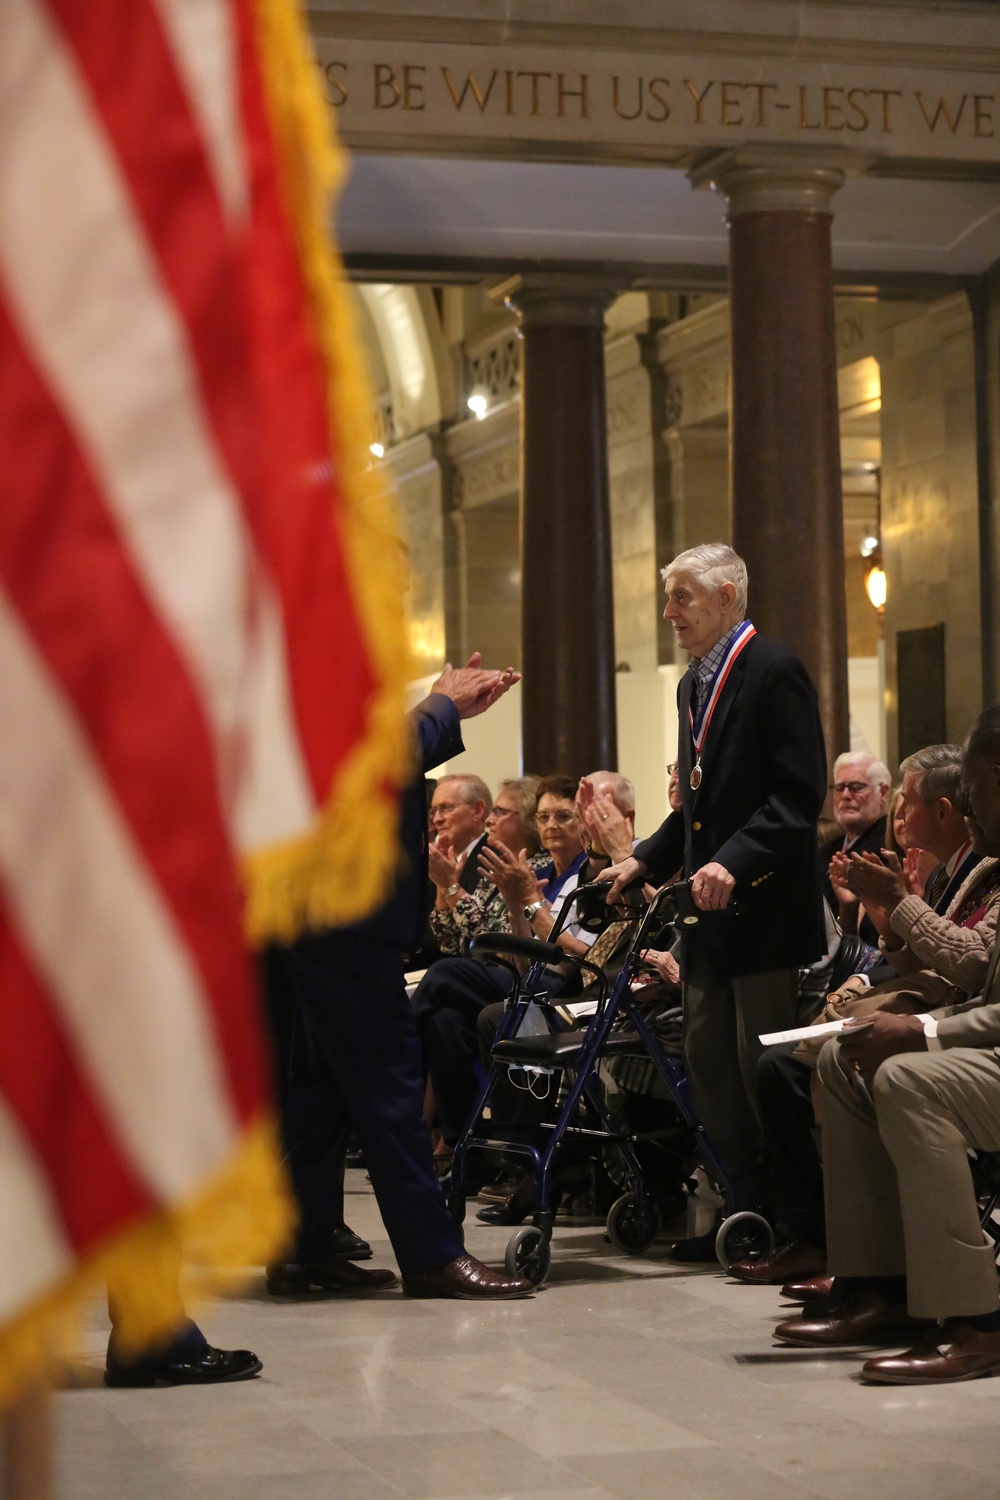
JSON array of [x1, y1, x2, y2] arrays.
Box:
[[444, 883, 461, 898], [523, 899, 546, 921]]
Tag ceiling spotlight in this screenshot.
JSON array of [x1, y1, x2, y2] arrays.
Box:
[[369, 441, 384, 458], [467, 393, 488, 421], [860, 535, 879, 558]]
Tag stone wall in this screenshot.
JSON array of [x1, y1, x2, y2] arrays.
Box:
[[876, 294, 982, 763]]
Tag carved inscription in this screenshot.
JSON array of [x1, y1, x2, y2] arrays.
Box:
[[315, 42, 1000, 160]]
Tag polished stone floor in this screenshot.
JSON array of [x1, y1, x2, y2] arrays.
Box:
[[57, 1170, 1000, 1500]]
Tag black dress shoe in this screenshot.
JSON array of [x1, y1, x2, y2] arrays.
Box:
[[332, 1224, 372, 1260], [105, 1345, 262, 1388], [667, 1227, 721, 1263], [266, 1258, 397, 1296], [476, 1196, 532, 1226], [402, 1253, 534, 1300]]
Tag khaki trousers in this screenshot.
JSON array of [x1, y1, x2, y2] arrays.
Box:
[[817, 1037, 1000, 1319]]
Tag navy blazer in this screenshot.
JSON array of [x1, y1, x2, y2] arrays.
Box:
[[349, 693, 464, 951], [634, 634, 827, 980]]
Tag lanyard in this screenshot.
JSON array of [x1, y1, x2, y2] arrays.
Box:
[[687, 621, 755, 789]]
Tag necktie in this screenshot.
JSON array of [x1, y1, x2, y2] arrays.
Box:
[[927, 864, 949, 911]]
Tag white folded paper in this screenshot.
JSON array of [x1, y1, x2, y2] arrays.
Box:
[[758, 1018, 847, 1046]]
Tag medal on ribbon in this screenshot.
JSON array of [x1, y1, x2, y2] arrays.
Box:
[[688, 621, 756, 791]]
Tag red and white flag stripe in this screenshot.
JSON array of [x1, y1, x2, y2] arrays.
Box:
[[0, 0, 400, 1356]]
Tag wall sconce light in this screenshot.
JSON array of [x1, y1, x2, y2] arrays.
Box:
[[369, 441, 384, 458], [467, 392, 488, 420], [865, 561, 887, 613]]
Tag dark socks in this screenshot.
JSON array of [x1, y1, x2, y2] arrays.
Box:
[[963, 1309, 1000, 1332]]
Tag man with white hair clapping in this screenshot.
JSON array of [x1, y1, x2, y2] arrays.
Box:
[[821, 751, 891, 943], [604, 544, 827, 1258]]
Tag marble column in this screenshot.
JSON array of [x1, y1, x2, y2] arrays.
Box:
[[495, 276, 617, 778], [693, 152, 851, 771]]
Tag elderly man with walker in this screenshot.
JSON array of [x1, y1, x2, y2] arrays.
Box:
[[605, 544, 827, 1259]]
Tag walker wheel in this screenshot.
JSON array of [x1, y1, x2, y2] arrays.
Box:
[[715, 1211, 775, 1270], [504, 1226, 551, 1286], [606, 1192, 662, 1254]]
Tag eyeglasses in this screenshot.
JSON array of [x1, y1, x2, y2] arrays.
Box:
[[431, 801, 462, 815], [535, 810, 579, 826], [829, 781, 873, 796], [666, 762, 678, 775], [487, 805, 519, 819]]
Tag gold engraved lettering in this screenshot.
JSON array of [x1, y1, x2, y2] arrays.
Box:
[[516, 71, 553, 116], [719, 81, 742, 126], [556, 72, 589, 118], [612, 75, 643, 120], [799, 84, 821, 129], [323, 61, 348, 108], [683, 79, 714, 123], [974, 94, 994, 137], [441, 66, 498, 112], [646, 77, 670, 122], [822, 86, 844, 130], [505, 70, 515, 115], [373, 63, 400, 109], [402, 64, 425, 110], [748, 82, 778, 126], [915, 92, 968, 133], [845, 88, 870, 131], [868, 88, 902, 132]]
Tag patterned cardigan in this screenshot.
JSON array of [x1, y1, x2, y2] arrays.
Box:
[[429, 849, 551, 955]]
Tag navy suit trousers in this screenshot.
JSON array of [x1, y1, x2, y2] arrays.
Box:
[[280, 931, 464, 1276]]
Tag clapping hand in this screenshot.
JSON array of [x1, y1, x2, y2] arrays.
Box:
[[431, 652, 520, 720], [578, 780, 632, 860], [478, 842, 543, 907], [428, 834, 459, 891]]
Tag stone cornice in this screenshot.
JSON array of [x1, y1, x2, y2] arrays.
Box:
[[308, 3, 1000, 73]]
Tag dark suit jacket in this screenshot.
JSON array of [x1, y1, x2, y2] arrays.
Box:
[[349, 693, 464, 952], [634, 634, 827, 980], [820, 816, 887, 945], [459, 833, 490, 896]]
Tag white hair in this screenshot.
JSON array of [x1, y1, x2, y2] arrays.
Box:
[[661, 544, 748, 617], [582, 770, 636, 815], [833, 751, 891, 787]]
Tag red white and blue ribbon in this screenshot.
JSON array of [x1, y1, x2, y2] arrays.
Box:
[[688, 620, 756, 776]]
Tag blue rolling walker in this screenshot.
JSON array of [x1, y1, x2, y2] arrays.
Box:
[[447, 880, 775, 1286]]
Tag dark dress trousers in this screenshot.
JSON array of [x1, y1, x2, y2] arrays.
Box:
[[820, 816, 887, 947], [278, 694, 465, 1275], [634, 633, 827, 1208]]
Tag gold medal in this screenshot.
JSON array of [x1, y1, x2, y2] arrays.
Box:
[[690, 760, 702, 790]]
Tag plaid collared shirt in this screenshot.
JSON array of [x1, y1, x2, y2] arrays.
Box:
[[690, 622, 743, 718]]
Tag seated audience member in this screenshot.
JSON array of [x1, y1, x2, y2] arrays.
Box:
[[732, 743, 1000, 1290], [821, 752, 891, 943], [428, 776, 543, 956], [834, 744, 990, 984], [429, 773, 492, 898], [480, 774, 601, 955], [772, 710, 1000, 1382], [474, 775, 643, 1223], [416, 780, 548, 1164]]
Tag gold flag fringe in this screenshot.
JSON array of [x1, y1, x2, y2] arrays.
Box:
[[0, 1118, 294, 1412], [243, 0, 412, 946]]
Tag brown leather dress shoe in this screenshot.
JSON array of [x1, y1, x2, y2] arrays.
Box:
[[773, 1283, 928, 1348], [861, 1322, 1000, 1384], [729, 1241, 825, 1285], [402, 1253, 534, 1300], [781, 1274, 835, 1304], [266, 1259, 398, 1296]]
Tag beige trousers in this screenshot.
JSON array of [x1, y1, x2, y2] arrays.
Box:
[[817, 1037, 1000, 1319]]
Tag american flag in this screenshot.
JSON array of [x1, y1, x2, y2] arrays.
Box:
[[0, 0, 408, 1399]]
